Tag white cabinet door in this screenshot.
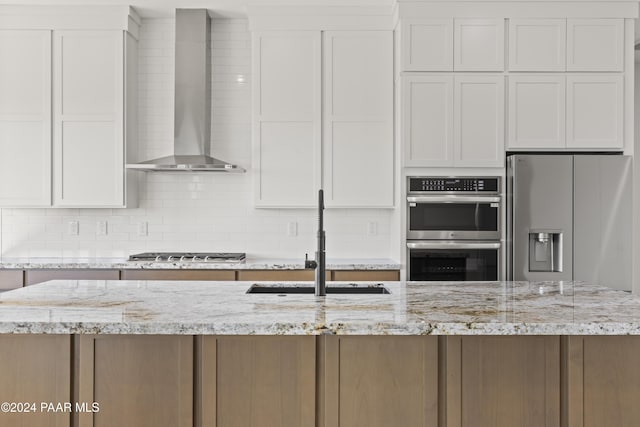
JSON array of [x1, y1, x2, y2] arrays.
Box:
[[508, 75, 565, 149], [252, 32, 321, 207], [454, 75, 504, 167], [566, 74, 623, 149], [323, 31, 393, 207], [400, 19, 453, 71], [402, 75, 454, 167], [53, 31, 124, 207], [508, 19, 566, 71], [567, 19, 623, 71], [0, 30, 51, 206], [454, 19, 505, 71]]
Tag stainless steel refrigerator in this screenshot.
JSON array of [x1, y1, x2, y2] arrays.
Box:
[[507, 154, 632, 290]]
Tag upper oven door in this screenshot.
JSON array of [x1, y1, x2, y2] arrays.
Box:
[[407, 195, 501, 240]]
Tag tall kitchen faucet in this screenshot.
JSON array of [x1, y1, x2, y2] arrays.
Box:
[[305, 189, 326, 296]]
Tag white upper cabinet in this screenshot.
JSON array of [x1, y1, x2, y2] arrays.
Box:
[[566, 74, 623, 149], [402, 75, 454, 167], [508, 75, 566, 149], [508, 19, 566, 71], [253, 30, 393, 208], [567, 19, 623, 71], [0, 7, 138, 208], [0, 30, 51, 207], [454, 19, 505, 71], [323, 31, 393, 207], [400, 19, 453, 71], [403, 74, 504, 168], [454, 75, 504, 167], [53, 31, 125, 207], [395, 8, 631, 160], [508, 74, 623, 150], [400, 18, 505, 72], [252, 31, 321, 207]]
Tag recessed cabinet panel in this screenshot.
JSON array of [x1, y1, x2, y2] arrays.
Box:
[[0, 30, 51, 207], [59, 122, 122, 205], [77, 335, 193, 427], [401, 19, 453, 71], [566, 74, 623, 149], [0, 31, 49, 115], [508, 19, 566, 71], [454, 19, 505, 71], [0, 335, 70, 427], [258, 33, 317, 120], [0, 122, 50, 205], [258, 122, 317, 206], [327, 122, 392, 206], [53, 31, 124, 207], [323, 336, 439, 427], [403, 75, 454, 167], [205, 336, 316, 427], [508, 75, 565, 149], [448, 336, 560, 427], [323, 31, 393, 207], [565, 337, 640, 427], [328, 33, 389, 117], [454, 75, 504, 167], [60, 34, 118, 115], [567, 19, 623, 71]]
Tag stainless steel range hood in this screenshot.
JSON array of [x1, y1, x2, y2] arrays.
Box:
[[127, 9, 244, 172]]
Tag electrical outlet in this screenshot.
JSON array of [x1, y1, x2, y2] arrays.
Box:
[[367, 221, 377, 237], [97, 221, 108, 236], [137, 221, 148, 237], [67, 220, 79, 236], [286, 221, 298, 237]]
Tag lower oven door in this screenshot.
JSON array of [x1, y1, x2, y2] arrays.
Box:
[[407, 241, 501, 281]]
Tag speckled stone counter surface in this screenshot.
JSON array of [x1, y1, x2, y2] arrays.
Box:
[[0, 257, 400, 270], [0, 280, 639, 335]]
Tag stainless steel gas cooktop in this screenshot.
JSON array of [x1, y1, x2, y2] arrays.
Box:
[[128, 252, 246, 263]]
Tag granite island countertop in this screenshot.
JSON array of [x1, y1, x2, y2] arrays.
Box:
[[0, 280, 639, 335], [0, 257, 400, 270]]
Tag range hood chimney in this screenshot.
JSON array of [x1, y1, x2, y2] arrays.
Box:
[[127, 9, 244, 172]]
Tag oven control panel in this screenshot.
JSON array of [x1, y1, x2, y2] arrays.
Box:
[[409, 177, 499, 193]]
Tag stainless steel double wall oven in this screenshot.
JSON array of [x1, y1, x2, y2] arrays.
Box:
[[407, 177, 501, 281]]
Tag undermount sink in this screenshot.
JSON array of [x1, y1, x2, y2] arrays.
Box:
[[246, 284, 391, 295]]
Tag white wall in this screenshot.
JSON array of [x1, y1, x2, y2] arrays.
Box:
[[0, 18, 395, 259]]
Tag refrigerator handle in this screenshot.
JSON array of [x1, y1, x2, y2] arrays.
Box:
[[506, 157, 514, 281]]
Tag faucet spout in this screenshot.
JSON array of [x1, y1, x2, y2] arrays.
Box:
[[315, 189, 326, 296]]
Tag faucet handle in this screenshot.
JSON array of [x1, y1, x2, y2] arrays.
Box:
[[304, 253, 317, 269]]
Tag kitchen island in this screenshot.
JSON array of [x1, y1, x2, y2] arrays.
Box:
[[0, 280, 639, 427]]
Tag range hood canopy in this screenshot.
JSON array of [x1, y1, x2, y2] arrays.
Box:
[[127, 9, 244, 172]]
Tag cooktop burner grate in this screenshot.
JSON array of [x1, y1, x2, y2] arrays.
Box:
[[128, 252, 246, 263]]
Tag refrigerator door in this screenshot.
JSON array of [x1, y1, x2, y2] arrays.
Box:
[[509, 155, 573, 281], [574, 155, 632, 291]]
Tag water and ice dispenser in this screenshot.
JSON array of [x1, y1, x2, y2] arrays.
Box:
[[528, 230, 563, 272]]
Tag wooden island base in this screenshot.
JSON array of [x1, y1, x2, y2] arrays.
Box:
[[1, 335, 639, 427]]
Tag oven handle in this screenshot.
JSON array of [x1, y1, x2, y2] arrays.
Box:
[[407, 196, 501, 203], [407, 241, 502, 250]]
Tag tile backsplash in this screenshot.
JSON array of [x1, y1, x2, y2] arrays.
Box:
[[0, 18, 395, 260]]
